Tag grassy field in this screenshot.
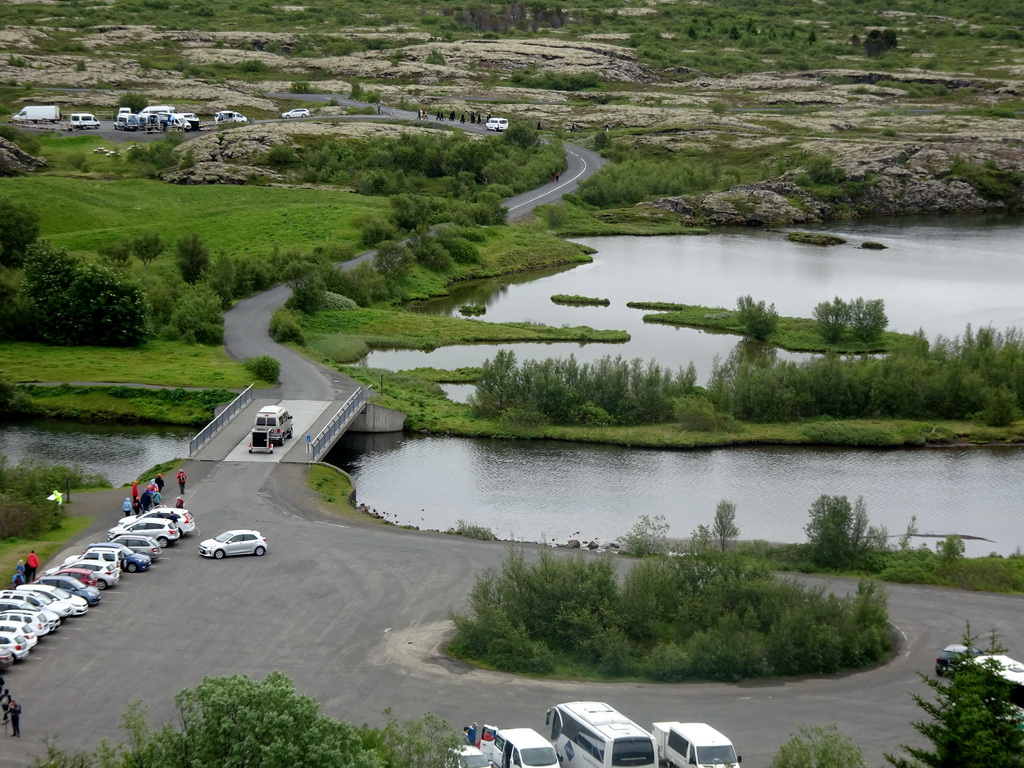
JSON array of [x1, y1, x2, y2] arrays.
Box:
[[632, 302, 913, 354], [0, 515, 93, 589], [0, 175, 384, 257], [1, 339, 258, 388], [18, 384, 238, 425]]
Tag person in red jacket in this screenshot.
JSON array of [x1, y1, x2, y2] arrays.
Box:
[[25, 551, 38, 582], [176, 469, 187, 494]]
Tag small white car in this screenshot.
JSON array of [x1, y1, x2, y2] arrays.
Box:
[[108, 518, 181, 548], [0, 609, 52, 637], [17, 584, 89, 615], [0, 621, 38, 649], [126, 505, 196, 535], [281, 108, 310, 119], [0, 597, 61, 629], [214, 110, 248, 123], [0, 590, 70, 620], [1, 588, 75, 618], [0, 630, 32, 660], [65, 547, 122, 575], [485, 117, 509, 132], [199, 530, 268, 559]]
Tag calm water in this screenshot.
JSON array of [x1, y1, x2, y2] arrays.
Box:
[[362, 214, 1024, 380], [2, 420, 194, 486]]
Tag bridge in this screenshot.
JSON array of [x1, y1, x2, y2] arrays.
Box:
[[188, 384, 405, 464]]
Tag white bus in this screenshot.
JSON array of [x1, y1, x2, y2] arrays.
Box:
[[546, 702, 657, 768], [978, 654, 1024, 726]]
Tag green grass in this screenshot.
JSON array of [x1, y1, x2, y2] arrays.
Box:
[[629, 302, 912, 354], [0, 176, 385, 257], [0, 515, 93, 587], [304, 307, 629, 362], [308, 463, 355, 511], [551, 294, 610, 306], [1, 339, 258, 388], [18, 385, 237, 425]]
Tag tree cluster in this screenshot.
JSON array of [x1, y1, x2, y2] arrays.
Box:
[[470, 350, 699, 426], [0, 452, 108, 538], [813, 296, 888, 344]]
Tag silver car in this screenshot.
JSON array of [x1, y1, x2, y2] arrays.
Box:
[[199, 530, 268, 559]]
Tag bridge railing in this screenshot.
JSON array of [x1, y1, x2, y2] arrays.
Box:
[[189, 384, 255, 457], [309, 388, 369, 463]]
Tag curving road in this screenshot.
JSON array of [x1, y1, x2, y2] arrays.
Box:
[[5, 109, 1021, 768]]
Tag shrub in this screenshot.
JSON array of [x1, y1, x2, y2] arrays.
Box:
[[244, 355, 280, 384], [269, 307, 305, 344], [771, 724, 868, 768], [675, 394, 730, 431], [323, 291, 357, 310], [814, 297, 849, 344], [286, 270, 327, 314], [169, 283, 223, 344], [848, 298, 888, 344], [622, 514, 670, 557], [736, 295, 778, 340], [0, 196, 41, 268], [447, 519, 497, 541]]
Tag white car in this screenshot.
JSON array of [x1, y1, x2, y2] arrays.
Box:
[[1, 587, 76, 618], [214, 110, 248, 123], [0, 591, 67, 622], [281, 108, 310, 119], [64, 547, 122, 576], [108, 518, 181, 548], [0, 599, 60, 631], [49, 560, 120, 589], [0, 609, 52, 637], [0, 630, 31, 660], [199, 530, 268, 559], [0, 621, 38, 649], [17, 584, 89, 615], [121, 505, 196, 535]]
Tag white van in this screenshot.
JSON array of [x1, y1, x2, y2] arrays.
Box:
[[114, 113, 140, 131], [139, 105, 176, 116], [479, 727, 558, 768], [255, 405, 293, 446], [214, 110, 248, 123], [485, 117, 509, 132], [14, 105, 61, 123], [651, 723, 741, 768], [69, 113, 100, 129]]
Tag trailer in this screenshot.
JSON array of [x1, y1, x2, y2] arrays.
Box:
[[248, 429, 273, 453]]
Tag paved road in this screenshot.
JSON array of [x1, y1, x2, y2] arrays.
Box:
[[7, 101, 1019, 768]]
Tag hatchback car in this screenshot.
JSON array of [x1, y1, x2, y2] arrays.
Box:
[[936, 644, 984, 676], [0, 589, 74, 619], [0, 647, 13, 670], [84, 542, 151, 572], [281, 108, 310, 119], [64, 548, 123, 575], [109, 534, 162, 560], [49, 567, 101, 590], [0, 600, 60, 632], [51, 561, 119, 589], [35, 574, 101, 606], [199, 530, 268, 559], [138, 506, 196, 535], [0, 609, 51, 637], [0, 631, 31, 660], [17, 584, 89, 615], [108, 518, 181, 548], [0, 621, 38, 649]]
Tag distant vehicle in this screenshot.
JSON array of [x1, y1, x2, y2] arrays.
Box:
[[13, 105, 61, 123], [171, 112, 201, 130], [128, 505, 196, 534], [0, 621, 38, 649], [0, 589, 75, 619], [49, 560, 119, 589], [139, 104, 176, 116], [82, 542, 152, 572], [255, 405, 293, 446], [64, 547, 123, 575], [936, 643, 984, 676], [0, 609, 51, 637], [0, 599, 60, 632], [214, 110, 248, 123], [485, 117, 509, 132], [0, 630, 31, 661], [453, 746, 489, 768], [17, 584, 89, 615], [652, 721, 741, 768], [478, 726, 558, 768], [69, 112, 100, 129], [114, 113, 141, 131], [974, 654, 1024, 717], [48, 567, 101, 590], [0, 647, 13, 670], [199, 529, 268, 559], [281, 108, 310, 119], [34, 574, 101, 606], [546, 702, 657, 768]]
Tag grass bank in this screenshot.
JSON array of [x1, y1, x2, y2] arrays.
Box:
[[0, 516, 93, 586], [631, 302, 913, 353], [16, 384, 238, 426]]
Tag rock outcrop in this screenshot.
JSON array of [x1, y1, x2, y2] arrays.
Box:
[[162, 161, 280, 185], [0, 137, 47, 175]]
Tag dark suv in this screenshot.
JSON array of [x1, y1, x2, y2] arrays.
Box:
[[935, 644, 983, 676]]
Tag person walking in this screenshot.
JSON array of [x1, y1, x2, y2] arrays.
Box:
[[8, 698, 20, 737], [155, 473, 165, 495], [131, 480, 138, 502], [140, 488, 152, 513], [132, 496, 141, 516], [176, 469, 187, 494], [25, 551, 38, 582], [122, 497, 132, 514], [151, 489, 162, 507]]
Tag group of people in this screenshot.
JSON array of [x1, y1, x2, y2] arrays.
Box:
[[0, 677, 22, 737], [10, 551, 38, 588], [415, 109, 490, 125], [125, 470, 187, 516]]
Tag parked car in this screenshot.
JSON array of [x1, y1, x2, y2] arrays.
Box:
[[64, 547, 123, 575], [0, 630, 31, 661], [214, 110, 248, 123], [936, 643, 984, 676], [108, 518, 181, 548], [0, 647, 13, 670], [485, 116, 509, 132], [0, 600, 60, 632], [454, 746, 489, 768], [49, 561, 119, 589], [0, 621, 38, 649], [199, 530, 268, 559], [109, 534, 162, 560], [0, 589, 75, 619], [35, 574, 101, 606], [47, 567, 101, 590], [124, 506, 195, 535], [281, 108, 310, 119], [17, 584, 89, 615], [0, 609, 51, 637], [85, 542, 151, 572]]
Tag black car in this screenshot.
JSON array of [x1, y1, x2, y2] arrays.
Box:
[[935, 643, 983, 676]]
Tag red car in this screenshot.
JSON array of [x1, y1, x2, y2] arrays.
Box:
[[51, 567, 101, 590]]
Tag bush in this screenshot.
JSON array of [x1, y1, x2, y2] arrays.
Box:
[[0, 197, 41, 268], [269, 307, 305, 344], [323, 291, 357, 310], [447, 519, 497, 541], [244, 355, 280, 384], [771, 724, 868, 768], [622, 514, 669, 557], [675, 394, 731, 431], [736, 295, 779, 340], [169, 283, 224, 344]]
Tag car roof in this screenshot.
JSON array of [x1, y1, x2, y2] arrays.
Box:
[[220, 529, 262, 535]]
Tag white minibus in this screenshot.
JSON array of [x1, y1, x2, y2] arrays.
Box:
[[546, 702, 657, 768]]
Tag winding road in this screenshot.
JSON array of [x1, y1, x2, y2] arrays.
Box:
[[3, 108, 1022, 768]]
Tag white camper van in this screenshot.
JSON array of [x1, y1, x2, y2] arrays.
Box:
[[254, 405, 293, 446], [139, 105, 176, 117], [651, 723, 740, 768]]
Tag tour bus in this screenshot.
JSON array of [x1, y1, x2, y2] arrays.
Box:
[[546, 702, 657, 768], [977, 655, 1024, 727]]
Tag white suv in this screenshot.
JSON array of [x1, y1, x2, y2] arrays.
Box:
[[108, 518, 181, 548]]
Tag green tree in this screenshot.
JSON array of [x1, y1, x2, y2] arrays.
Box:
[[623, 514, 670, 557], [504, 121, 539, 151], [771, 724, 868, 768], [131, 231, 165, 275], [372, 240, 412, 286], [980, 385, 1017, 427], [803, 494, 884, 569], [367, 708, 462, 768], [886, 635, 1024, 768], [176, 233, 211, 285], [170, 283, 223, 344], [286, 269, 328, 314], [736, 295, 779, 340], [813, 297, 849, 344], [0, 196, 41, 268], [117, 91, 148, 113], [208, 253, 237, 309], [712, 499, 739, 552], [849, 298, 888, 344]]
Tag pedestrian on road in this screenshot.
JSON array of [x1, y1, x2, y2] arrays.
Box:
[[8, 699, 20, 737], [131, 480, 138, 501], [467, 722, 478, 745], [140, 489, 152, 513], [132, 497, 141, 516], [175, 496, 185, 509], [151, 489, 162, 507], [122, 497, 132, 514], [155, 473, 164, 495], [176, 469, 187, 494], [555, 172, 560, 182], [12, 561, 25, 587], [25, 551, 38, 582]]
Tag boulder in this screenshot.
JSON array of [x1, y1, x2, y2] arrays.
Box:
[[587, 540, 599, 550], [0, 137, 47, 175], [566, 539, 580, 549], [161, 161, 280, 185]]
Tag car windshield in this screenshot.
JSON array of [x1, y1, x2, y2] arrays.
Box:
[[520, 747, 558, 766], [695, 746, 738, 765], [462, 755, 489, 768], [214, 532, 236, 543], [49, 587, 72, 599]]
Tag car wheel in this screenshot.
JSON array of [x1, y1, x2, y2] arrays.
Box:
[[96, 580, 107, 590], [254, 546, 266, 557], [157, 536, 169, 548], [127, 562, 138, 573], [214, 549, 225, 559]]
